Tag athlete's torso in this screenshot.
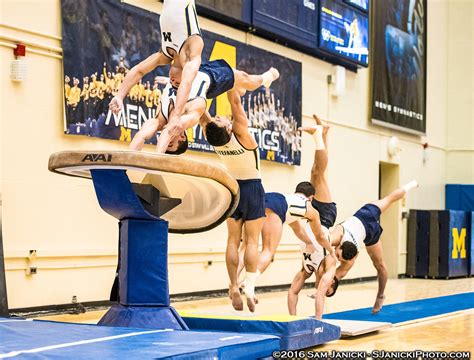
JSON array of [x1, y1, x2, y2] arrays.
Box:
[[213, 133, 261, 180], [341, 216, 365, 250], [160, 0, 201, 59], [284, 193, 308, 224], [160, 71, 210, 121], [302, 223, 330, 274]]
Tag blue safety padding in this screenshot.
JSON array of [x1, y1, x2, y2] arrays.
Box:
[[447, 210, 470, 277], [324, 292, 474, 323], [99, 305, 188, 330], [119, 219, 169, 305], [436, 210, 451, 277], [446, 184, 474, 211], [0, 320, 279, 359], [182, 316, 340, 350], [0, 317, 25, 321], [415, 210, 430, 277], [91, 169, 158, 221], [471, 212, 474, 275]]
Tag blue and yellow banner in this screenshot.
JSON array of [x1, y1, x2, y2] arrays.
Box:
[[61, 0, 302, 165]]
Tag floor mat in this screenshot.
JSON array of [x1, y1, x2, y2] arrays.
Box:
[[324, 292, 474, 324]]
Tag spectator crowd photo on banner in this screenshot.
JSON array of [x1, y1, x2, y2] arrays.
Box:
[[62, 0, 302, 165]]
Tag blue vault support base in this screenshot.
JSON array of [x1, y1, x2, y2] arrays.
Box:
[[99, 305, 188, 330], [98, 219, 188, 330], [88, 169, 188, 330]]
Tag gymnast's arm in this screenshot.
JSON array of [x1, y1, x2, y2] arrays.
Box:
[[315, 256, 336, 320], [288, 220, 316, 254], [288, 268, 311, 315], [156, 98, 206, 153], [129, 108, 166, 151], [110, 52, 171, 114], [335, 257, 357, 280], [306, 204, 335, 257], [227, 90, 257, 148], [329, 224, 344, 247]]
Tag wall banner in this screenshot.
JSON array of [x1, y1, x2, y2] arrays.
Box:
[[61, 0, 303, 165], [371, 0, 427, 134]]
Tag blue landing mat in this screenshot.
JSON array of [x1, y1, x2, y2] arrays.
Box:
[[0, 318, 279, 359], [324, 292, 474, 324], [180, 312, 340, 350]]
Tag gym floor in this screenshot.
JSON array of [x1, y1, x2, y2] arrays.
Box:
[[36, 278, 474, 353]]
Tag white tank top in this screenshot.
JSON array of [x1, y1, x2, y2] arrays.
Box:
[[284, 193, 308, 224], [160, 0, 201, 59], [341, 216, 365, 250], [301, 224, 330, 274], [160, 72, 210, 121], [213, 133, 261, 180]]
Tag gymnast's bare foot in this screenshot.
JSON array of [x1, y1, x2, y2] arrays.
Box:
[[372, 294, 386, 314], [230, 288, 243, 311], [242, 287, 259, 312], [312, 114, 330, 134], [246, 296, 257, 313]]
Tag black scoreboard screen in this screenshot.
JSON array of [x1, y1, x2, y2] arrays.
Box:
[[195, 0, 252, 27]]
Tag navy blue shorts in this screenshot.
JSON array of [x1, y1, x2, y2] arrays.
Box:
[[265, 192, 288, 224], [199, 59, 235, 99], [354, 204, 383, 246], [311, 199, 337, 228], [231, 179, 265, 221]]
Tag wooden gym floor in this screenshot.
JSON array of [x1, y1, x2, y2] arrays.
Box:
[[37, 278, 474, 353]]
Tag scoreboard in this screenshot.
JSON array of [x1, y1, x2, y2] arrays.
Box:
[[319, 0, 369, 66], [193, 0, 370, 69], [253, 0, 319, 51], [195, 0, 252, 28]]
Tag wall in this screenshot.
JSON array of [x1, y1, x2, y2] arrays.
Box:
[[446, 0, 474, 184], [0, 0, 470, 309]]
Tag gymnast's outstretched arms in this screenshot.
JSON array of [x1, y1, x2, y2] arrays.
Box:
[[109, 52, 171, 115]]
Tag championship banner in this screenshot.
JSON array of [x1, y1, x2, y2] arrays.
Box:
[[61, 0, 302, 165], [370, 0, 427, 134]]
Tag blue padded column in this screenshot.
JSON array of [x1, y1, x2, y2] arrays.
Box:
[[446, 184, 474, 211], [470, 212, 474, 275], [407, 210, 430, 277], [447, 210, 469, 277], [119, 219, 169, 305], [429, 210, 469, 278], [90, 169, 187, 330]]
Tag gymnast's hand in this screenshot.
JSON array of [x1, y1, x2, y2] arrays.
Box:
[[109, 96, 124, 115], [305, 243, 317, 254], [166, 121, 185, 138]]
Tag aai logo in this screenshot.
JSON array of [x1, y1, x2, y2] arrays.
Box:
[[81, 154, 113, 162], [314, 327, 324, 334]]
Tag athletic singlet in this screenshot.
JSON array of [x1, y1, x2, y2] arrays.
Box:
[[284, 193, 309, 225], [213, 133, 261, 180], [302, 224, 331, 274], [160, 72, 210, 121], [160, 0, 201, 59], [341, 216, 365, 250]]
